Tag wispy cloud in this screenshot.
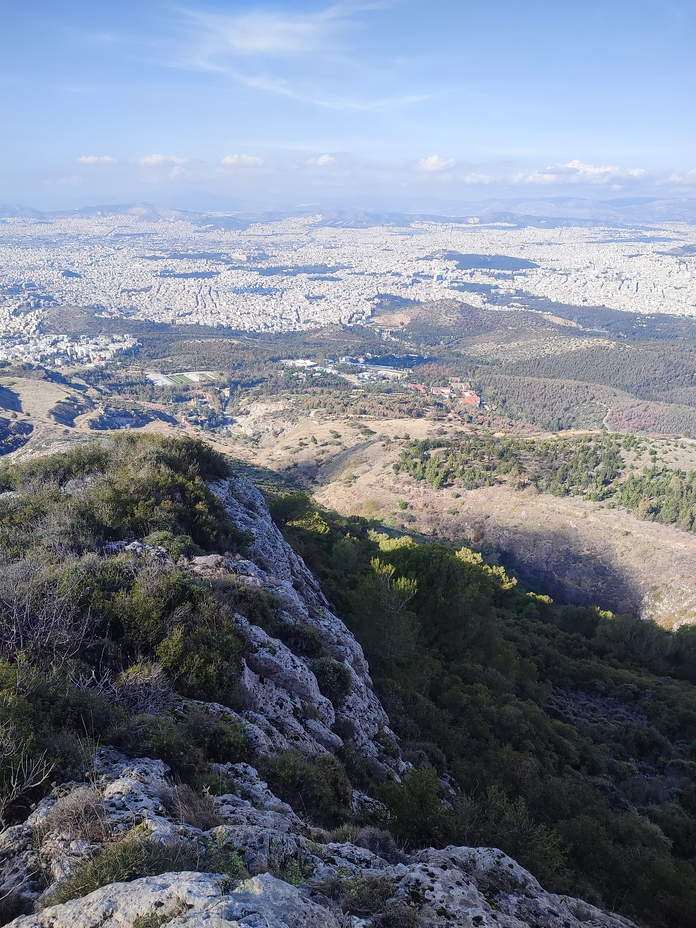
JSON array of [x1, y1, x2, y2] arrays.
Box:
[[667, 169, 696, 186], [308, 154, 337, 165], [221, 154, 264, 167], [463, 172, 494, 184], [419, 155, 454, 172], [180, 2, 392, 59], [78, 155, 117, 165], [169, 2, 425, 112]]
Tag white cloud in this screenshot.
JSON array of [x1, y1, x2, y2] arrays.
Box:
[[221, 154, 264, 167], [78, 155, 117, 165], [190, 10, 324, 56], [45, 175, 82, 187], [667, 169, 696, 185], [140, 154, 186, 166], [418, 155, 455, 173], [513, 159, 646, 186], [308, 154, 336, 165]]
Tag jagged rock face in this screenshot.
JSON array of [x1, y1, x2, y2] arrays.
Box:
[[2, 752, 638, 928], [199, 477, 399, 768]]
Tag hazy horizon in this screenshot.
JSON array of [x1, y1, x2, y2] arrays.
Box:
[[2, 0, 694, 210]]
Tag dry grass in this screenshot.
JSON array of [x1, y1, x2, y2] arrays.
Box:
[[370, 906, 424, 928], [43, 786, 110, 844], [0, 889, 33, 924], [160, 784, 220, 831]]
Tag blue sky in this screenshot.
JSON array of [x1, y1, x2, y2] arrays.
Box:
[[1, 0, 695, 209]]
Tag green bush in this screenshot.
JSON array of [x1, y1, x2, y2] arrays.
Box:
[[143, 531, 201, 560], [114, 710, 251, 782], [269, 492, 313, 527], [259, 750, 352, 827], [313, 872, 395, 915], [310, 657, 352, 707], [377, 767, 453, 849]]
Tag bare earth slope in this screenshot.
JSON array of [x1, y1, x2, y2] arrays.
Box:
[[215, 409, 696, 628]]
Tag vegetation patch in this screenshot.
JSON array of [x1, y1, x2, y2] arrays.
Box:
[[280, 495, 696, 928], [395, 432, 696, 534], [258, 750, 352, 827], [49, 836, 200, 906]]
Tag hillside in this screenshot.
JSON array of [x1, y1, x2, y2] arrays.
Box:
[[0, 436, 695, 927], [6, 298, 696, 636]]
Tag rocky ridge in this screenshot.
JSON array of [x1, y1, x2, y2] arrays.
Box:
[[3, 748, 636, 928], [0, 477, 639, 927]]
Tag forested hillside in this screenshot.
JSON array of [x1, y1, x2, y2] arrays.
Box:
[[395, 431, 696, 534], [1, 436, 696, 926], [281, 495, 696, 927]]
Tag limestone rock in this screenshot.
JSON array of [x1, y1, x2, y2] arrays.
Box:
[[234, 613, 343, 755], [0, 824, 42, 912], [7, 871, 343, 928], [209, 479, 393, 744], [385, 846, 637, 928], [211, 762, 297, 817]]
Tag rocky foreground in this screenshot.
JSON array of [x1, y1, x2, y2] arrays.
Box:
[[1, 477, 637, 927]]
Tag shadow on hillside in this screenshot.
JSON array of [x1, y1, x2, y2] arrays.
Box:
[[480, 526, 644, 615], [226, 455, 647, 617], [0, 385, 23, 413]]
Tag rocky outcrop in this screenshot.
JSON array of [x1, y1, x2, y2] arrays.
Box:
[[197, 477, 401, 769], [8, 872, 344, 928], [1, 750, 639, 928]]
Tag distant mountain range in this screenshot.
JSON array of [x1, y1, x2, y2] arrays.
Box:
[[1, 196, 696, 227]]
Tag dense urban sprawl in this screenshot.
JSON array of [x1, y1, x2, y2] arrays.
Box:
[[0, 213, 695, 364]]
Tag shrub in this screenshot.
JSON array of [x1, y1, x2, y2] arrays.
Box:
[[275, 622, 325, 659], [114, 716, 194, 777], [160, 784, 220, 831], [276, 855, 315, 886], [201, 840, 248, 881], [49, 836, 199, 906], [114, 711, 251, 783], [344, 875, 395, 915], [259, 750, 352, 827], [310, 657, 352, 707], [371, 906, 424, 928], [353, 826, 405, 864], [269, 492, 313, 527], [177, 708, 251, 766], [377, 767, 453, 849], [143, 531, 201, 561], [312, 873, 395, 915], [114, 664, 174, 717]]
